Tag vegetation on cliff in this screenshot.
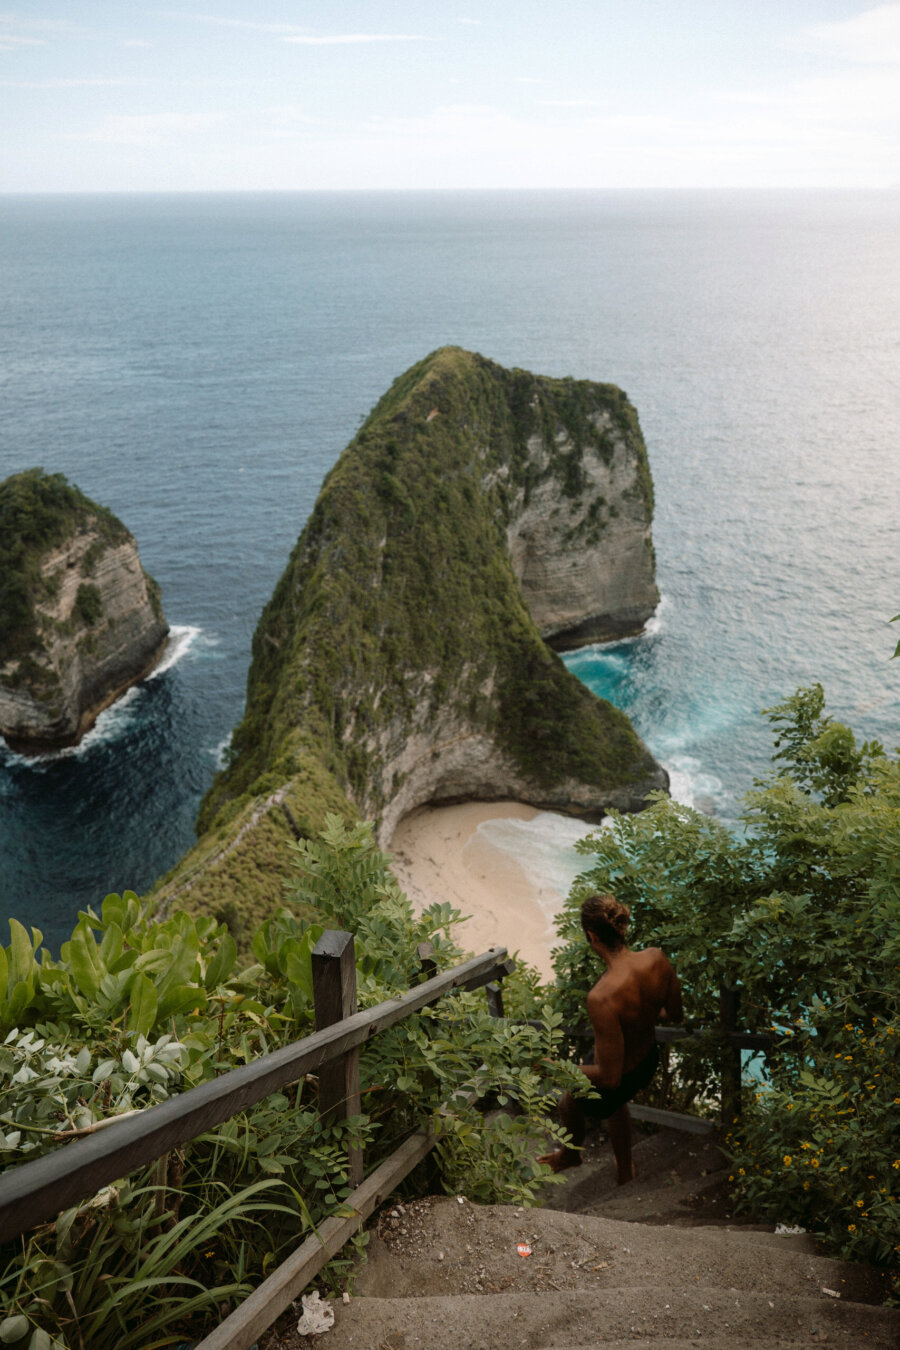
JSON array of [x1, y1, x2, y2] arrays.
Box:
[[197, 347, 662, 851], [0, 469, 129, 675]]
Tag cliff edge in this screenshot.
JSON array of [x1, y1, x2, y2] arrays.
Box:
[[190, 349, 665, 892], [0, 469, 169, 754]]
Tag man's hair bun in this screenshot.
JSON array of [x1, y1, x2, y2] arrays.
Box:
[[580, 892, 631, 947]]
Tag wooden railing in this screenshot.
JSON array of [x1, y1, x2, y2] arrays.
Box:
[[0, 938, 770, 1350], [0, 934, 514, 1350]]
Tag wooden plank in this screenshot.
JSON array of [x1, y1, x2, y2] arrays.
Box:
[[629, 1104, 716, 1135], [193, 1126, 437, 1350], [654, 1026, 695, 1043], [0, 945, 508, 1244], [312, 931, 362, 1185]]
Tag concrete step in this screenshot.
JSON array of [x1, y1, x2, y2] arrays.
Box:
[[323, 1286, 899, 1349], [537, 1125, 736, 1227], [355, 1196, 884, 1307]]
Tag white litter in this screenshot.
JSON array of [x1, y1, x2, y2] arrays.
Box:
[[296, 1291, 335, 1335], [774, 1224, 806, 1236], [821, 1287, 841, 1299]]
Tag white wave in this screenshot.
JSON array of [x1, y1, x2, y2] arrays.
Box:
[[568, 594, 671, 659], [211, 737, 231, 768], [0, 626, 205, 767], [473, 809, 603, 935], [148, 624, 203, 678], [642, 592, 671, 638], [4, 685, 147, 766], [663, 754, 727, 815]]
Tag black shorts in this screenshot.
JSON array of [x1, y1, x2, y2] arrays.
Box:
[[578, 1043, 659, 1121]]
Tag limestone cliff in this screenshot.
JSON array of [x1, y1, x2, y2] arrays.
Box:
[[0, 469, 169, 754], [506, 397, 658, 648], [194, 348, 666, 868]]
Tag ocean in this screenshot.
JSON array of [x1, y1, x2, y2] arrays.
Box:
[[2, 190, 899, 951]]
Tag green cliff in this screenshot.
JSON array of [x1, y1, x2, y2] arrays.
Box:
[[152, 349, 666, 931]]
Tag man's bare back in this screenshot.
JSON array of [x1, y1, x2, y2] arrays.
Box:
[[584, 947, 682, 1091], [538, 894, 682, 1182]]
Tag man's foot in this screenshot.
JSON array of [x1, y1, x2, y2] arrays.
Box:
[[537, 1147, 582, 1173]]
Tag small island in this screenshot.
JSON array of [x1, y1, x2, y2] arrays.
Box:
[[0, 468, 169, 754]]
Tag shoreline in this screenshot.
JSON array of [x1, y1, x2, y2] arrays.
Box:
[[389, 800, 583, 980]]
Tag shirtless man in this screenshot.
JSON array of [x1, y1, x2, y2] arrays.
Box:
[[539, 892, 682, 1184]]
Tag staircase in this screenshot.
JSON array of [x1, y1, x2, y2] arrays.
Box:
[[264, 1127, 898, 1350]]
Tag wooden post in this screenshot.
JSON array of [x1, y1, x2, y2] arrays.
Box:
[[312, 930, 363, 1185], [719, 983, 742, 1125], [485, 981, 504, 1019], [416, 941, 437, 983]]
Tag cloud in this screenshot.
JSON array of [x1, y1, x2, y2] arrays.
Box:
[[792, 3, 900, 66], [1, 78, 135, 88], [65, 111, 225, 147], [0, 14, 79, 49], [539, 99, 605, 107], [0, 33, 43, 51], [162, 13, 429, 44], [281, 34, 429, 46], [157, 11, 301, 34]]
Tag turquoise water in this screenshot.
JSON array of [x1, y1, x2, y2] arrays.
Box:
[[2, 190, 899, 949]]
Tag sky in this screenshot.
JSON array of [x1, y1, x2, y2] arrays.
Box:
[[2, 2, 899, 192]]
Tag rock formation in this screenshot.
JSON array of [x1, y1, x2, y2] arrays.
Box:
[[0, 469, 169, 754], [196, 348, 666, 859], [506, 397, 658, 648]]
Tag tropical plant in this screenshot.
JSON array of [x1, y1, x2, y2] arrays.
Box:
[[0, 818, 576, 1346]]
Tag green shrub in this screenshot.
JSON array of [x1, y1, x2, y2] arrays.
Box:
[[74, 583, 102, 627], [549, 685, 900, 1279]]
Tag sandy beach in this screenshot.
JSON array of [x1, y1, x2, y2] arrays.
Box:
[[389, 800, 582, 979]]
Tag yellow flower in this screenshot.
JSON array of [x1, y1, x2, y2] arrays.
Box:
[[783, 1155, 792, 1166], [848, 1224, 856, 1232], [857, 1199, 865, 1207], [811, 1158, 819, 1168]]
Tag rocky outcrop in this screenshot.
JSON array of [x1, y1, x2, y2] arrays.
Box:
[[506, 409, 658, 648], [0, 470, 168, 754], [196, 348, 666, 858]]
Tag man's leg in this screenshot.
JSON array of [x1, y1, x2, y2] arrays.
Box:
[[605, 1103, 634, 1185], [537, 1090, 587, 1172]]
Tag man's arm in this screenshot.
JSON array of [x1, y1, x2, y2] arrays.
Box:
[[581, 988, 624, 1091]]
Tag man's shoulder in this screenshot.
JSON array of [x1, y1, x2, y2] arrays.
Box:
[[635, 946, 673, 970]]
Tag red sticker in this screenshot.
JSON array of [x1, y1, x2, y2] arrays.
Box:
[[516, 1242, 532, 1257]]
